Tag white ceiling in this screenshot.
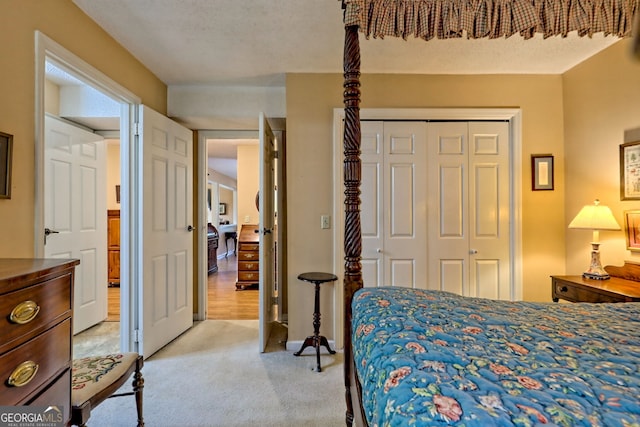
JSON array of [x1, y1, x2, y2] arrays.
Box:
[[59, 0, 624, 180], [70, 0, 622, 87]]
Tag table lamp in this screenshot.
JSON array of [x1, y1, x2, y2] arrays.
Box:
[[568, 199, 620, 280]]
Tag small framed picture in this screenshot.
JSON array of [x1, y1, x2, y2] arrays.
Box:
[[531, 154, 554, 191], [0, 131, 13, 199], [620, 141, 640, 200], [624, 210, 640, 252], [219, 203, 226, 215]]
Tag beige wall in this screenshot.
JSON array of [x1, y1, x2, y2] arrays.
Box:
[[3, 0, 638, 349], [0, 0, 167, 258], [237, 145, 259, 226], [219, 186, 234, 224], [286, 73, 568, 343], [106, 141, 121, 210], [563, 39, 640, 274]]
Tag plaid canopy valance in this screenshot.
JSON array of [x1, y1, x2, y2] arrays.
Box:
[[342, 0, 639, 40]]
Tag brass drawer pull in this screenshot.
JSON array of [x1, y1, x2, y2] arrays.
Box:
[[7, 361, 39, 387], [9, 300, 40, 324]]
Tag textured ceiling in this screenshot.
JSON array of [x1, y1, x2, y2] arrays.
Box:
[[71, 0, 622, 87], [61, 0, 626, 180]]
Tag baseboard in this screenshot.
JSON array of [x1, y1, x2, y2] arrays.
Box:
[[217, 250, 234, 259]]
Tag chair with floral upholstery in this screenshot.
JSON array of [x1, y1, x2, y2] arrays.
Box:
[[71, 352, 144, 426]]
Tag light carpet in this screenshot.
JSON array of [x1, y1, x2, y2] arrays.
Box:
[[73, 320, 345, 427]]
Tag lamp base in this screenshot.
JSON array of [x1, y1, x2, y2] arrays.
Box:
[[582, 242, 610, 280]]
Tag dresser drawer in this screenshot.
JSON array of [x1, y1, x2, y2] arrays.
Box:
[[553, 280, 623, 303], [238, 261, 259, 271], [28, 369, 71, 423], [0, 318, 71, 405], [238, 242, 259, 252], [238, 251, 259, 261], [0, 273, 72, 353], [238, 271, 259, 282]]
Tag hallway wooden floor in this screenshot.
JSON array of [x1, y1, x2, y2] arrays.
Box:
[[106, 253, 259, 321], [208, 254, 259, 320]]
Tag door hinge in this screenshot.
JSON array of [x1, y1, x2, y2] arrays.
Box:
[[271, 296, 279, 306], [133, 329, 140, 343], [133, 122, 140, 136], [273, 150, 279, 159]]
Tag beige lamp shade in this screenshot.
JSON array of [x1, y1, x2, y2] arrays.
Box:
[[568, 199, 620, 280], [568, 200, 620, 231]]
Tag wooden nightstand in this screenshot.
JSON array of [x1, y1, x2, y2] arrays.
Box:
[[551, 261, 640, 303]]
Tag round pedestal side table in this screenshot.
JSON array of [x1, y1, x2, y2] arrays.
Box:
[[293, 272, 338, 372]]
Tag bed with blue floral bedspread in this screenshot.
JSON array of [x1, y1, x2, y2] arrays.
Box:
[[351, 287, 640, 426]]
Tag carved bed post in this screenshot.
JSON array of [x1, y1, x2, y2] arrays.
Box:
[[342, 21, 362, 427]]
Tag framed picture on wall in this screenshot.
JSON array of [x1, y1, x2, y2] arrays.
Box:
[[620, 141, 640, 200], [624, 210, 640, 252], [531, 154, 554, 191], [219, 203, 226, 215], [0, 131, 13, 199]]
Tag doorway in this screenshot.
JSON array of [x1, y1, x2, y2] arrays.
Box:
[[37, 33, 196, 359], [35, 31, 142, 355], [206, 137, 259, 320], [197, 126, 288, 334]]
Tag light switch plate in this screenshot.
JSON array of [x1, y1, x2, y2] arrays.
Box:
[[321, 215, 331, 229]]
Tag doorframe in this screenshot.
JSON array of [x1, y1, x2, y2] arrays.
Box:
[[34, 31, 141, 350], [332, 107, 523, 348], [196, 129, 287, 325], [196, 130, 257, 320]]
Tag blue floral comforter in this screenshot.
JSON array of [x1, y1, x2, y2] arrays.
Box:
[[352, 288, 640, 426]]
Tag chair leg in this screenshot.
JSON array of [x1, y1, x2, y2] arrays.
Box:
[[133, 357, 145, 427]]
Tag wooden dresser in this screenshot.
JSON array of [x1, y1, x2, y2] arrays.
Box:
[[0, 258, 79, 424], [236, 224, 259, 290], [207, 223, 219, 274], [107, 210, 120, 286]]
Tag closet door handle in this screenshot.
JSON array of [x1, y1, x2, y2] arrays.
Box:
[[187, 225, 194, 232]]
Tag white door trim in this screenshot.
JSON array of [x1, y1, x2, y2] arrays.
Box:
[[196, 130, 258, 321], [332, 107, 523, 349], [196, 132, 209, 321], [34, 31, 141, 351]]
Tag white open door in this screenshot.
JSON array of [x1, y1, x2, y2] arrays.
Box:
[[136, 105, 193, 358], [259, 113, 276, 352], [44, 115, 107, 334]]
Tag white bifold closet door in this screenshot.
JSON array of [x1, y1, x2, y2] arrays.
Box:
[[361, 121, 428, 289], [427, 122, 511, 300], [360, 120, 511, 300]]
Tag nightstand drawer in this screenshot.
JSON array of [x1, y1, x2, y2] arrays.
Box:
[[551, 274, 640, 303], [554, 281, 623, 303]]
